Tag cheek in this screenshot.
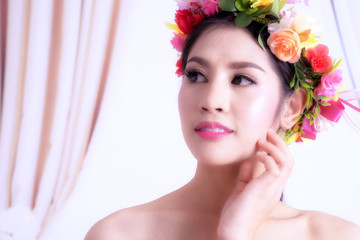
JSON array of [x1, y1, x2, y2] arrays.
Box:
[[178, 85, 193, 128], [236, 88, 281, 132], [252, 95, 278, 121]]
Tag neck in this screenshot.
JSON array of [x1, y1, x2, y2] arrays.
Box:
[[184, 158, 265, 215]]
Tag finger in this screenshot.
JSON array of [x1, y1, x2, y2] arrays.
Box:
[[257, 138, 285, 167], [267, 129, 292, 158], [257, 139, 293, 181], [255, 151, 280, 177], [266, 129, 294, 169], [255, 152, 290, 196], [251, 153, 285, 201]]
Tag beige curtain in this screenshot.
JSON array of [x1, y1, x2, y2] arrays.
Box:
[[332, 0, 360, 89], [0, 0, 121, 239]]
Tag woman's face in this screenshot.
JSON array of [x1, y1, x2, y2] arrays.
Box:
[[178, 26, 284, 165]]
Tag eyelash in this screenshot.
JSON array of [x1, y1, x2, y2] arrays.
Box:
[[232, 74, 256, 86], [184, 69, 206, 83], [184, 69, 256, 86]]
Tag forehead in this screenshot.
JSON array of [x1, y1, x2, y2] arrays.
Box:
[[188, 26, 275, 72]]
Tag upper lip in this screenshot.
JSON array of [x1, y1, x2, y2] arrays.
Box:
[[195, 121, 233, 132]]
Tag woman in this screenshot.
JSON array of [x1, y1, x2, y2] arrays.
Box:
[[86, 1, 360, 239]]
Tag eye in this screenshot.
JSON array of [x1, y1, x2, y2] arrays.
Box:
[[232, 75, 256, 86], [184, 69, 207, 83]]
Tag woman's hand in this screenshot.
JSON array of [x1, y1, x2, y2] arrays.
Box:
[[217, 129, 294, 240]]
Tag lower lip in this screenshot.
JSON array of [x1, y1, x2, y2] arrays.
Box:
[[196, 130, 232, 140]]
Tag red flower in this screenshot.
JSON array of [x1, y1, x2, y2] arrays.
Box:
[[176, 58, 183, 77], [175, 9, 205, 34], [306, 44, 332, 73]]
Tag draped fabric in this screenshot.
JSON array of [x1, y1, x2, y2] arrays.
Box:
[[0, 0, 121, 239], [332, 0, 360, 91]]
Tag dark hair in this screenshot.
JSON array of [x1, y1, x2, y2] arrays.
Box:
[[181, 12, 295, 97]]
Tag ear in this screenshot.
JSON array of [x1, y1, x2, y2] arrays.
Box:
[[280, 88, 307, 130]]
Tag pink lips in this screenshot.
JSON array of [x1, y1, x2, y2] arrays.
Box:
[[195, 121, 233, 140]]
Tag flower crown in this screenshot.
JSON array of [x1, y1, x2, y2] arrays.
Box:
[[167, 0, 353, 144]]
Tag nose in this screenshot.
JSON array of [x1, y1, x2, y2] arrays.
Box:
[[200, 81, 230, 113]]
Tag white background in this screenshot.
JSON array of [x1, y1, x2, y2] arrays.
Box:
[[40, 1, 360, 239]]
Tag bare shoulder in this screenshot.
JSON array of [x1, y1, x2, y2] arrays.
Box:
[[84, 205, 156, 240], [260, 203, 360, 240], [84, 188, 188, 240], [84, 212, 120, 240], [304, 210, 360, 240]]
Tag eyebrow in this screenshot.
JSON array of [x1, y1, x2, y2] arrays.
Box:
[[187, 56, 266, 72]]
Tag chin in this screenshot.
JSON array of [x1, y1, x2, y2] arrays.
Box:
[[187, 142, 257, 166]]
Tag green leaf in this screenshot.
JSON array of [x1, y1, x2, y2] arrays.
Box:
[[290, 75, 295, 88], [295, 77, 300, 92], [219, 0, 237, 11], [306, 93, 313, 110], [235, 0, 246, 11], [256, 5, 272, 15], [295, 66, 305, 75], [316, 95, 327, 100], [258, 34, 265, 51], [315, 105, 321, 115], [295, 114, 303, 121], [235, 12, 253, 27], [269, 0, 279, 18], [257, 24, 268, 51], [329, 58, 343, 72], [246, 6, 258, 15], [300, 80, 311, 88], [310, 117, 314, 125], [319, 102, 331, 106]]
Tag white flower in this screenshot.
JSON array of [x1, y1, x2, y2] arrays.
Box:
[[291, 12, 316, 35], [268, 9, 296, 33]]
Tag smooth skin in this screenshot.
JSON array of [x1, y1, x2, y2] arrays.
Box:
[[85, 26, 360, 240]]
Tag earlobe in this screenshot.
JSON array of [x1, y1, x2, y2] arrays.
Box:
[[280, 88, 307, 130]]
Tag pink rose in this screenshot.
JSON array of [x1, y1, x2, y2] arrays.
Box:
[[314, 69, 342, 97], [322, 69, 342, 89], [203, 0, 219, 16], [314, 87, 335, 98], [170, 33, 186, 52]]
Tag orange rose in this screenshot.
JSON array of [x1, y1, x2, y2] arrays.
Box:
[[267, 28, 301, 63]]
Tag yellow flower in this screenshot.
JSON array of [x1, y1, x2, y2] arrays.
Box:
[[285, 132, 300, 145], [300, 33, 319, 49], [251, 0, 274, 7], [166, 22, 181, 34], [298, 29, 311, 42]]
